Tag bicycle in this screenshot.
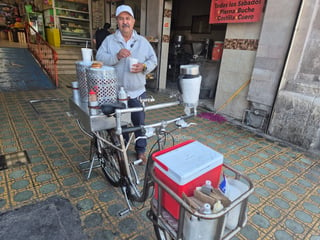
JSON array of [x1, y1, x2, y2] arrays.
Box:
[[73, 93, 196, 214], [70, 93, 254, 240]]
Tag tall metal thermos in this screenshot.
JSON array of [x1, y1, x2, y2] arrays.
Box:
[[178, 64, 202, 115]]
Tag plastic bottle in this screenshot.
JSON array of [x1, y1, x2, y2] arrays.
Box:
[[213, 200, 224, 213], [224, 178, 249, 230], [89, 88, 97, 102], [118, 87, 128, 108], [201, 180, 213, 194], [184, 203, 218, 240], [199, 203, 212, 214], [88, 88, 99, 115]]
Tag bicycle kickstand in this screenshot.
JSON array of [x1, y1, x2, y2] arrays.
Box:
[[118, 185, 132, 216]]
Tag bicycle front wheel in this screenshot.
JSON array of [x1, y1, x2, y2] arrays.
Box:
[[99, 129, 122, 186]]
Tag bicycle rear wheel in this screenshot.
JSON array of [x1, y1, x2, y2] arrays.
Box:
[[99, 129, 122, 186]]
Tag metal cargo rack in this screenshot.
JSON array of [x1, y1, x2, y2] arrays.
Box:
[[148, 163, 254, 240]]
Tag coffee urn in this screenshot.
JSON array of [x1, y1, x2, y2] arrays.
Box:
[[179, 64, 202, 116]]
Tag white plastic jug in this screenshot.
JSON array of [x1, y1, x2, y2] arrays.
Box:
[[224, 178, 249, 230], [183, 203, 215, 240], [183, 201, 225, 240]]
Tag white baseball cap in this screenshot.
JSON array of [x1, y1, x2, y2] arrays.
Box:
[[116, 5, 134, 18]]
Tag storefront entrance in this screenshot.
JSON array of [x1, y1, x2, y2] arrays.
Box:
[[165, 0, 226, 99]]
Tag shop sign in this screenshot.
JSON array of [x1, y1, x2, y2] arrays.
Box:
[[209, 0, 265, 24]]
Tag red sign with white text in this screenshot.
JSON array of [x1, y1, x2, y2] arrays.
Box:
[[210, 0, 265, 24]]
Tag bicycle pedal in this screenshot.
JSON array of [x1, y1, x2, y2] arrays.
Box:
[[133, 159, 143, 165], [118, 208, 130, 216]]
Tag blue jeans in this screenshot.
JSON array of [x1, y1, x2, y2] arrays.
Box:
[[128, 92, 146, 154]]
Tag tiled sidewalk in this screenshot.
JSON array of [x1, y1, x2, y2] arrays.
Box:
[[0, 74, 319, 240]]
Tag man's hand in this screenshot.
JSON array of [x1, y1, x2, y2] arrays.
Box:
[[130, 63, 145, 73], [117, 49, 131, 60]]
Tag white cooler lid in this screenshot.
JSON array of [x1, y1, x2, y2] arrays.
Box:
[[155, 141, 223, 185]]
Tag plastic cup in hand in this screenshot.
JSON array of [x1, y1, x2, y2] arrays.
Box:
[[81, 48, 93, 63], [129, 57, 138, 72]]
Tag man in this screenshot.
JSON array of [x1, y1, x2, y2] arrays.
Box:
[[96, 5, 157, 163], [94, 22, 111, 50]]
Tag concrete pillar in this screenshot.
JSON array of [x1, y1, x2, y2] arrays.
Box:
[[158, 0, 172, 90], [244, 0, 301, 130], [268, 0, 320, 152]]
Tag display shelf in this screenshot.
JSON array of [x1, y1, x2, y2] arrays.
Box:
[[56, 9, 89, 21], [55, 0, 88, 12], [43, 0, 90, 46], [27, 12, 45, 39], [59, 17, 90, 45], [58, 15, 89, 21]]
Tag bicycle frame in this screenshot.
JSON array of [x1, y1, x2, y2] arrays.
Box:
[[114, 100, 181, 135], [69, 92, 196, 216], [70, 94, 254, 239], [69, 94, 197, 214], [110, 99, 195, 213]]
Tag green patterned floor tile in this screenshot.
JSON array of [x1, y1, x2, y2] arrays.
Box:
[[0, 74, 319, 239], [38, 182, 60, 195]]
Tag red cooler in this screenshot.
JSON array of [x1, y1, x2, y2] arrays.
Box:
[[152, 140, 223, 219]]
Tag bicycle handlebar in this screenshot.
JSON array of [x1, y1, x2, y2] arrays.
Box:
[[121, 126, 143, 134], [121, 114, 194, 134], [115, 100, 182, 135]]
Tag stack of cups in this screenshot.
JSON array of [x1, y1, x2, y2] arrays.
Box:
[[81, 47, 93, 63], [71, 81, 80, 103]]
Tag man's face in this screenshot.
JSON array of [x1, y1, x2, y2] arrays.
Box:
[[117, 12, 135, 35]]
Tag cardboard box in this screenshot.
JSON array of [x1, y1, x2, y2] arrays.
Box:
[[153, 140, 223, 219], [0, 31, 8, 40]]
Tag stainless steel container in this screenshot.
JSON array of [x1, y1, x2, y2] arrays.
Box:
[[86, 66, 118, 105], [179, 64, 202, 111], [180, 64, 200, 76], [76, 61, 92, 102]]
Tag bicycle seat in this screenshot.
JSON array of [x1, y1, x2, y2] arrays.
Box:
[[100, 102, 126, 115]]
